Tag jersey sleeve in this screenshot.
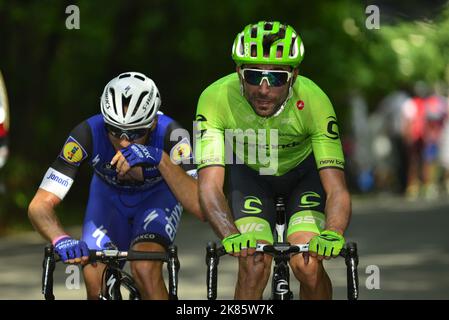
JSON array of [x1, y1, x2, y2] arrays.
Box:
[[305, 82, 345, 170], [39, 121, 92, 199], [163, 119, 197, 177], [195, 85, 226, 171]]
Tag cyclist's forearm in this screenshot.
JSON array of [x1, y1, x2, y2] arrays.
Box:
[[158, 152, 205, 221], [198, 183, 239, 239], [324, 189, 351, 235], [28, 198, 66, 242]]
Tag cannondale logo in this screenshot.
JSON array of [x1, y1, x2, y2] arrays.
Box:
[[276, 280, 289, 294]]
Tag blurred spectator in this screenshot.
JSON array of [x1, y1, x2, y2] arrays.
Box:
[[348, 92, 375, 192], [401, 81, 448, 199], [370, 88, 411, 193], [0, 71, 9, 170], [0, 71, 9, 195], [438, 85, 449, 195]]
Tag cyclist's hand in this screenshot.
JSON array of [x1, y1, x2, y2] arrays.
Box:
[[119, 144, 163, 168], [221, 233, 257, 257], [53, 236, 90, 265], [308, 230, 345, 260]]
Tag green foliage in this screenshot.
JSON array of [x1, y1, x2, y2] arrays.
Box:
[[1, 0, 449, 232]]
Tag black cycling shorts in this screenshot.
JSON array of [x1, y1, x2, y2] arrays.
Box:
[[226, 154, 326, 243]]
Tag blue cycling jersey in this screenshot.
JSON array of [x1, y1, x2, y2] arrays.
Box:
[[40, 112, 194, 251]]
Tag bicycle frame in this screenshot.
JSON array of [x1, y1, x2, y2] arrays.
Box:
[[271, 196, 293, 300], [206, 197, 359, 300], [42, 244, 180, 300]]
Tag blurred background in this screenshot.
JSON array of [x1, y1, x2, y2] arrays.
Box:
[[0, 0, 448, 299]]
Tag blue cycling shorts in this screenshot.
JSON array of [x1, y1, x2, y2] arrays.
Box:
[[81, 174, 182, 251]]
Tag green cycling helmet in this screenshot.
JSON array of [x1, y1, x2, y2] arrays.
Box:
[[232, 21, 304, 67]]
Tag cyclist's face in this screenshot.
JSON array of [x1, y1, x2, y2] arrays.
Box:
[[107, 106, 155, 150], [109, 131, 149, 149], [238, 64, 297, 117]]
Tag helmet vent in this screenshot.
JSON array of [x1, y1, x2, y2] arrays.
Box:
[[251, 44, 257, 57], [134, 74, 145, 81], [264, 23, 273, 31], [109, 88, 117, 116], [279, 25, 286, 39], [251, 27, 257, 38], [290, 36, 297, 56], [122, 95, 131, 117], [277, 45, 284, 58], [239, 35, 245, 55], [131, 91, 149, 118], [119, 73, 131, 79]]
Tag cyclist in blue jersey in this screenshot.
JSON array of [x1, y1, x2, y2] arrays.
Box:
[[28, 72, 205, 300]]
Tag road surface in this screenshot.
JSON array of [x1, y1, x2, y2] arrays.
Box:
[[1, 195, 448, 299]]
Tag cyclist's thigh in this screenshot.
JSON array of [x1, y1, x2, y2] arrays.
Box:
[[81, 182, 132, 251], [286, 157, 326, 238], [226, 163, 275, 244], [131, 182, 181, 250]]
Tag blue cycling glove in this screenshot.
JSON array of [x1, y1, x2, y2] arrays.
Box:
[[54, 236, 89, 262], [120, 144, 163, 167]]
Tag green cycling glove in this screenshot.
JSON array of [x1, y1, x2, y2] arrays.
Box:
[[222, 233, 257, 253], [309, 230, 345, 257]]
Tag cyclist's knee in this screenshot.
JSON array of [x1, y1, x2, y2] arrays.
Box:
[[238, 251, 272, 283], [130, 241, 165, 283], [290, 254, 324, 286], [83, 263, 106, 300]]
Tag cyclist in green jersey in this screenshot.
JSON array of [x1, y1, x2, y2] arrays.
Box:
[[196, 21, 351, 299]]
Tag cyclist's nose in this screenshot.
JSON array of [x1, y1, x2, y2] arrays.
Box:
[[258, 79, 270, 94], [120, 139, 131, 148]]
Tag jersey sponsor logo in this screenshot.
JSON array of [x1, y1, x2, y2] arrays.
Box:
[[241, 196, 263, 214], [40, 168, 74, 200], [92, 225, 107, 248], [324, 116, 340, 140], [290, 215, 325, 229], [143, 210, 159, 231], [165, 203, 182, 242], [319, 158, 345, 167], [296, 100, 305, 110], [170, 137, 192, 164], [300, 191, 321, 208], [195, 114, 207, 138], [92, 154, 100, 167], [200, 157, 222, 165], [60, 136, 87, 166], [238, 222, 266, 233], [186, 169, 198, 179], [45, 170, 71, 187], [235, 139, 302, 150]]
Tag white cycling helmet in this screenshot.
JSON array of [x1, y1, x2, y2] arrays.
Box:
[[101, 72, 161, 130]]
